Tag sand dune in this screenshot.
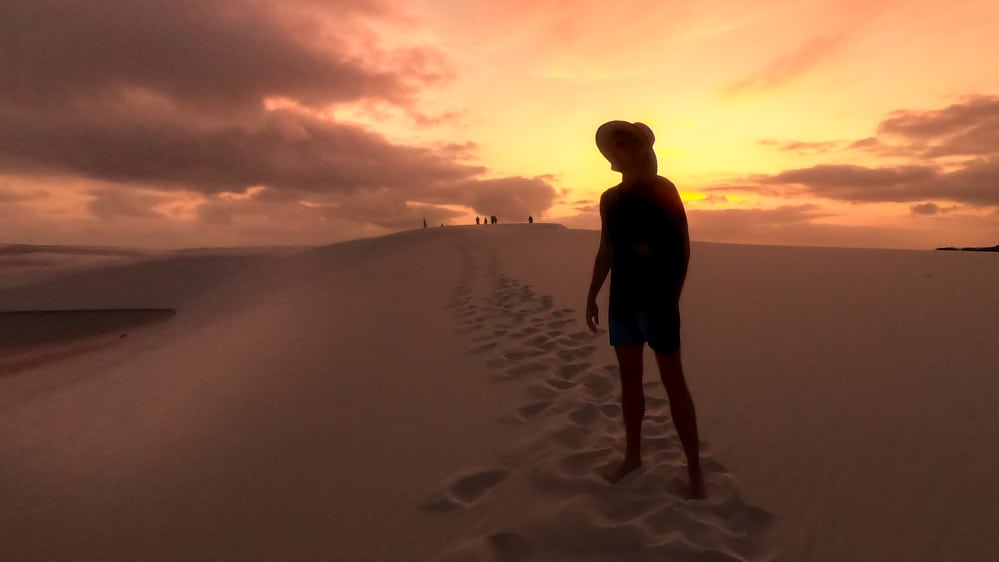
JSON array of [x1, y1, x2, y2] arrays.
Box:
[[2, 225, 998, 561]]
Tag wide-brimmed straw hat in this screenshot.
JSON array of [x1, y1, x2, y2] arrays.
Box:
[[595, 120, 655, 160]]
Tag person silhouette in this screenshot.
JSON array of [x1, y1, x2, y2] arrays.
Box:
[[423, 218, 427, 229], [476, 216, 480, 225], [585, 120, 705, 499], [528, 215, 534, 224]]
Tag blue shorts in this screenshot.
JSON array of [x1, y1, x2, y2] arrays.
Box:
[[608, 304, 681, 353]]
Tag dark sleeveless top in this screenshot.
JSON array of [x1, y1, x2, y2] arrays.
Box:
[[606, 179, 684, 313]]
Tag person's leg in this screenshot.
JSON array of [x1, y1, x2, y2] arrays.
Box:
[[653, 348, 706, 498], [603, 343, 645, 483]]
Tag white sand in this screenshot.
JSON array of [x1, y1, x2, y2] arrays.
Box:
[[2, 225, 998, 561]]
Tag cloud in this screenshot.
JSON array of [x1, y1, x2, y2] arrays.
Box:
[[88, 188, 168, 220], [789, 97, 999, 160], [762, 164, 935, 189], [0, 0, 442, 114], [0, 0, 560, 245], [0, 186, 48, 204], [910, 202, 960, 216], [687, 205, 930, 249], [452, 176, 558, 219], [723, 31, 849, 95], [854, 96, 999, 158], [0, 106, 487, 195], [756, 139, 843, 154], [755, 159, 999, 206], [711, 98, 999, 209]]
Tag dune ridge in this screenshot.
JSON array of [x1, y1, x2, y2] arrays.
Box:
[[3, 224, 999, 561]]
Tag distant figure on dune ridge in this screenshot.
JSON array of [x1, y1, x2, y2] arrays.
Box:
[[490, 215, 497, 224], [585, 120, 705, 499], [528, 215, 534, 224], [476, 216, 481, 225]]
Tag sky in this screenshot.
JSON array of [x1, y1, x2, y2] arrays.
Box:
[[1, 0, 998, 250]]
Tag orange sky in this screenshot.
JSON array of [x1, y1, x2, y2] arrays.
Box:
[[1, 0, 998, 249]]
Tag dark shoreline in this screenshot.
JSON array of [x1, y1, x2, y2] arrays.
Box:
[[935, 244, 999, 252]]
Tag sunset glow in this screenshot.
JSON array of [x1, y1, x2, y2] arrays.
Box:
[[1, 0, 997, 249]]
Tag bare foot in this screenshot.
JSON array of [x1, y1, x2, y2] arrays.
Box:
[[688, 466, 707, 499], [603, 457, 642, 484]]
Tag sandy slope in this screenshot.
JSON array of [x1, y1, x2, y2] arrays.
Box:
[[2, 225, 998, 561]]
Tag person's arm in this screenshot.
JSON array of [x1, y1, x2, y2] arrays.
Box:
[[586, 190, 613, 331], [656, 179, 690, 302]]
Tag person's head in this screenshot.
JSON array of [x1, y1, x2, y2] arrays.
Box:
[[596, 121, 657, 176]]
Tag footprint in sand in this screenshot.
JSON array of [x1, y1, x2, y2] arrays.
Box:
[[421, 468, 510, 512], [547, 318, 576, 329], [431, 532, 534, 562], [597, 403, 621, 419], [503, 349, 540, 361], [556, 362, 590, 379], [526, 384, 557, 400], [507, 362, 548, 379], [568, 403, 601, 427], [545, 377, 577, 390], [486, 358, 510, 369], [558, 448, 612, 476], [582, 378, 615, 401], [556, 346, 597, 361], [526, 337, 555, 351], [516, 400, 554, 420], [469, 341, 499, 354]]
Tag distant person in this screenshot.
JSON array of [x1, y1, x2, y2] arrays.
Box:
[[585, 120, 704, 499], [476, 216, 481, 225], [423, 218, 427, 229], [528, 215, 534, 224], [490, 215, 497, 224]]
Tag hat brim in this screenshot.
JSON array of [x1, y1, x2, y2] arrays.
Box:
[[595, 121, 654, 160]]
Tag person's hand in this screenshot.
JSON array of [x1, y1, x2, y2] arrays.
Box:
[[585, 299, 600, 332]]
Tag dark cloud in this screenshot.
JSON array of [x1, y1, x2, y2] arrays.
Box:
[[451, 177, 558, 220], [193, 186, 466, 231], [754, 159, 999, 206], [910, 202, 960, 216], [711, 98, 999, 209], [911, 202, 941, 216], [0, 0, 560, 242], [0, 0, 439, 113], [854, 96, 999, 158], [762, 164, 935, 189], [0, 106, 486, 194], [758, 98, 999, 164]]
